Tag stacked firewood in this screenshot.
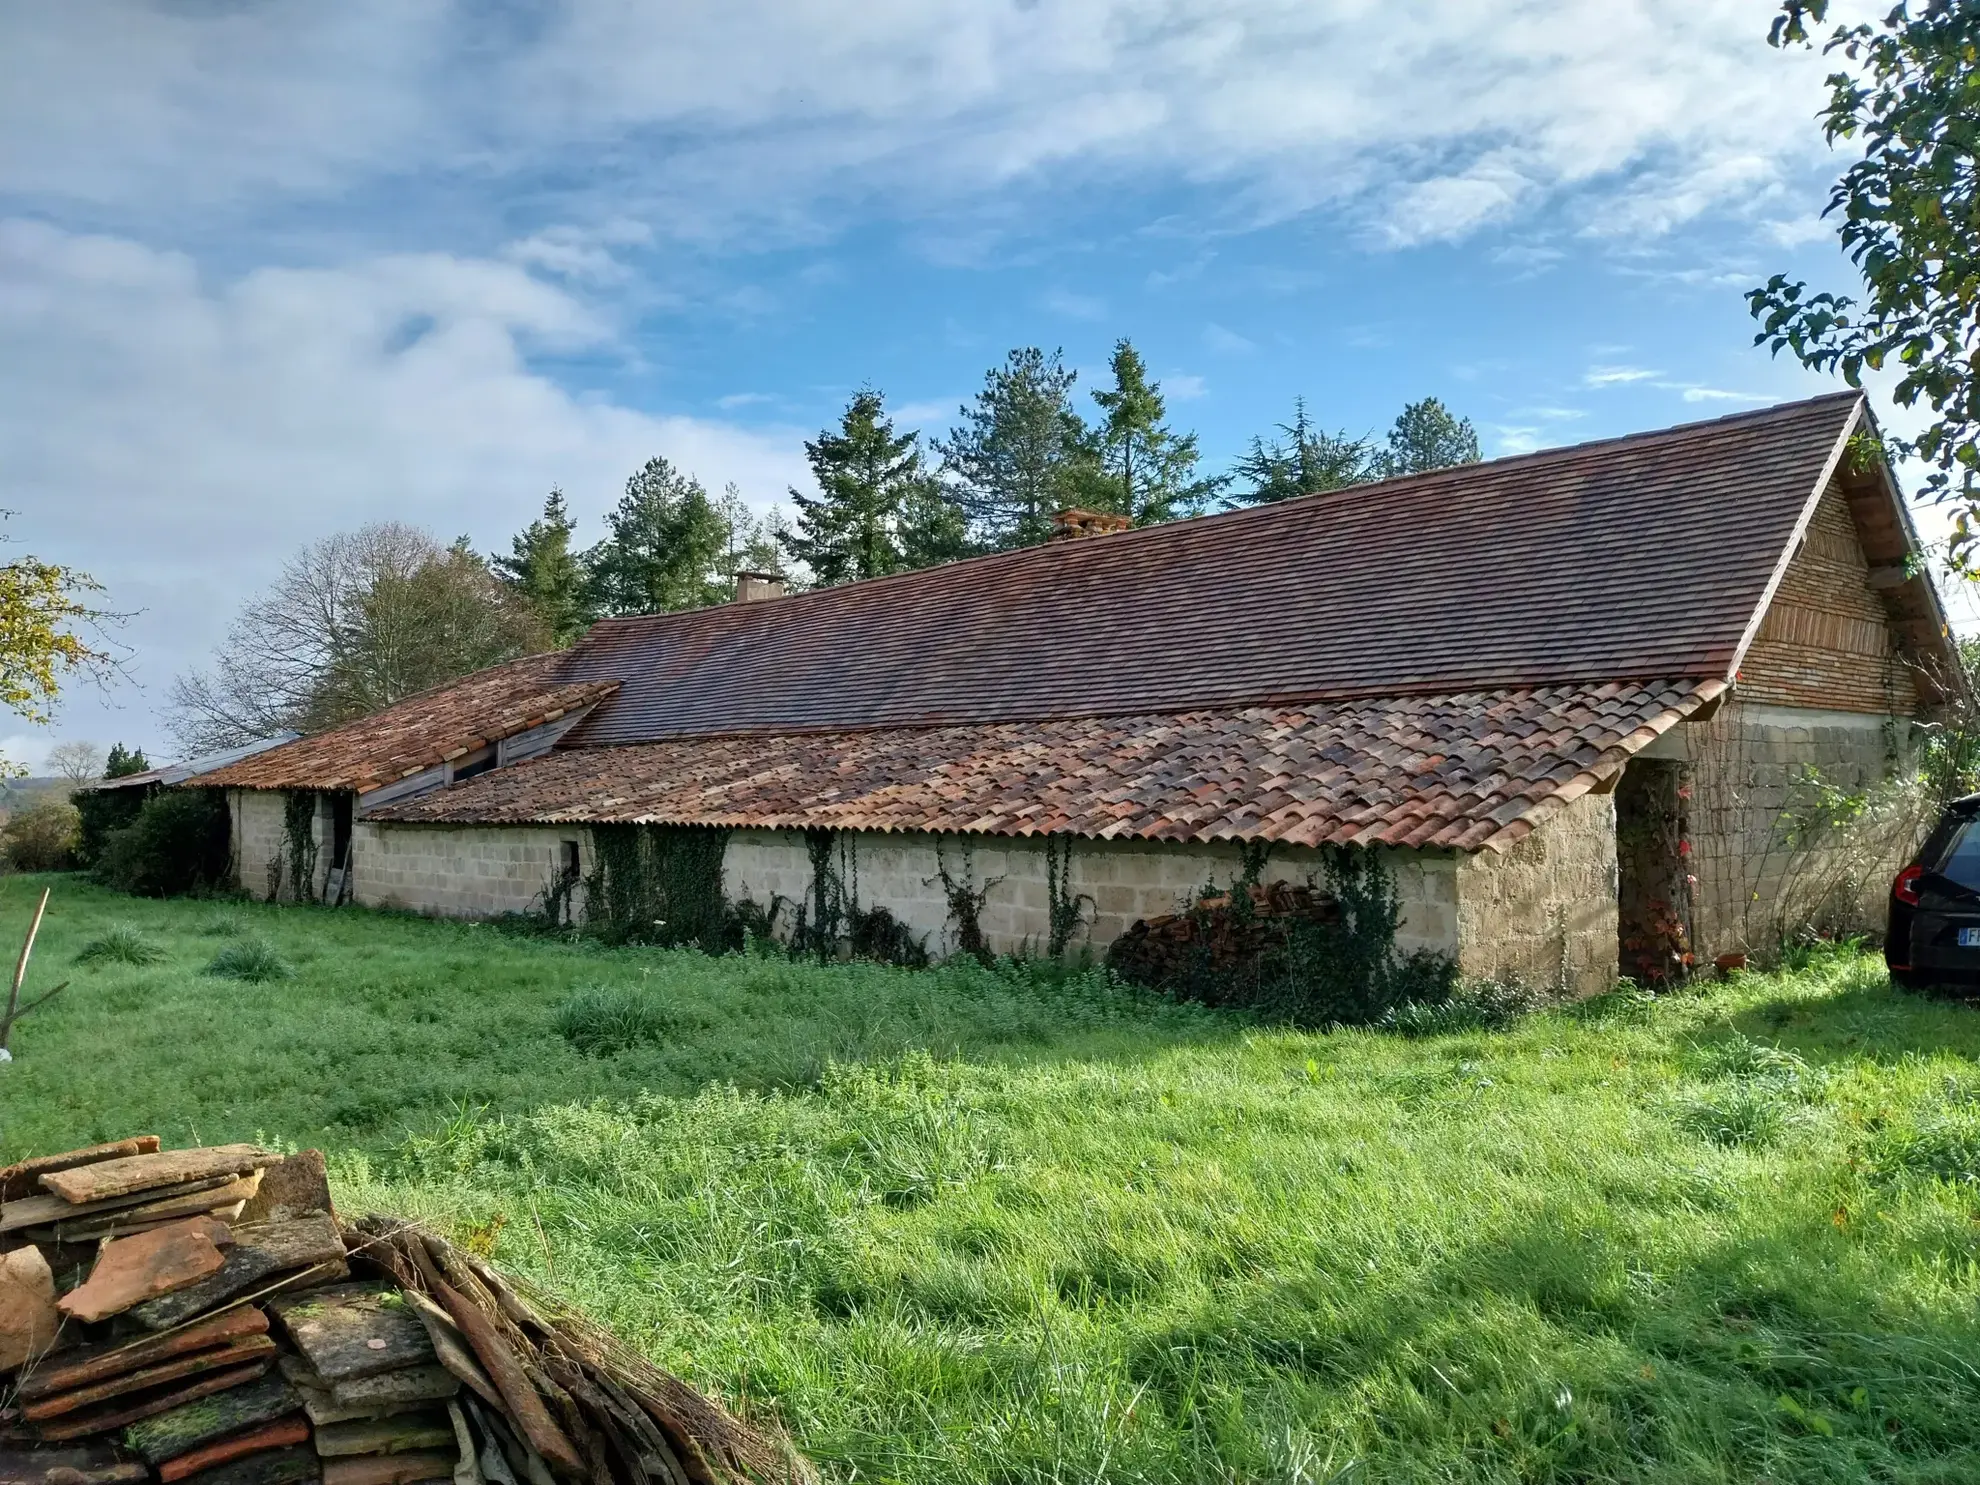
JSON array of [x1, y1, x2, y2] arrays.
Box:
[[1106, 880, 1341, 989], [1, 1141, 808, 1485]]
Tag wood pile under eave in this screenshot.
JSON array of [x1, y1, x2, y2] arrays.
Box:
[[0, 1141, 810, 1485]]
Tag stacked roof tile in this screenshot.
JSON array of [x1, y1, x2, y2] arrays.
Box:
[[372, 679, 1725, 851]]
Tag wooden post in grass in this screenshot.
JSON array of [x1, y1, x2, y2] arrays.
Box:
[[0, 886, 68, 1057]]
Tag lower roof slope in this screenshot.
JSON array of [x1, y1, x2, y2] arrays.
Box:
[[199, 654, 618, 793], [370, 678, 1724, 852]]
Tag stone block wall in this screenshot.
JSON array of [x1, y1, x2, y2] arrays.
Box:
[[229, 788, 332, 903], [350, 822, 590, 919], [1642, 702, 1918, 957], [724, 828, 1458, 962], [1455, 792, 1619, 998]]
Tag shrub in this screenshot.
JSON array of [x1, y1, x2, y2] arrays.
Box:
[[2, 800, 81, 872], [1382, 972, 1537, 1037], [73, 786, 146, 869], [74, 923, 166, 967], [94, 788, 232, 897], [554, 985, 668, 1055], [205, 938, 290, 982]]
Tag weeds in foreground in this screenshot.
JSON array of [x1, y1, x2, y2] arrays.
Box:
[[73, 923, 166, 967], [204, 938, 290, 983], [554, 986, 670, 1056]]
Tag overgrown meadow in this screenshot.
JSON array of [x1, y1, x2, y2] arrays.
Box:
[[7, 876, 1980, 1483]]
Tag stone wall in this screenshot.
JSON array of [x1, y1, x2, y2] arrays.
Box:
[[350, 822, 590, 920], [724, 829, 1458, 962], [229, 788, 332, 903], [1455, 793, 1619, 998], [1639, 702, 1919, 957]]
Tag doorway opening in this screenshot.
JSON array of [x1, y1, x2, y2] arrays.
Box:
[[1615, 758, 1692, 985]]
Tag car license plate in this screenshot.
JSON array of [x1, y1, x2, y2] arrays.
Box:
[[1960, 928, 1980, 948]]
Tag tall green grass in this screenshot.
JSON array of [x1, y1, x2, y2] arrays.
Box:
[[6, 878, 1980, 1481]]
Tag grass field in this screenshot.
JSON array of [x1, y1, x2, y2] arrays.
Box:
[[8, 876, 1980, 1483]]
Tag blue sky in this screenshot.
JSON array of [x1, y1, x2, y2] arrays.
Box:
[[0, 0, 1958, 765]]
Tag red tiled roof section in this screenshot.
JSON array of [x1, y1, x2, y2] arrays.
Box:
[[558, 394, 1862, 744], [197, 655, 620, 793], [369, 678, 1724, 851]]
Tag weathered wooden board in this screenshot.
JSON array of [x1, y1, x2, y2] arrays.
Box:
[[313, 1414, 453, 1459], [0, 1244, 60, 1375], [271, 1285, 435, 1383], [57, 1217, 234, 1324], [34, 1360, 276, 1444], [18, 1307, 270, 1400], [50, 1177, 262, 1243], [400, 1293, 500, 1412], [40, 1147, 273, 1207], [329, 1369, 459, 1410], [427, 1281, 579, 1480], [158, 1417, 313, 1484], [0, 1444, 150, 1485], [132, 1217, 347, 1332], [22, 1337, 278, 1421], [238, 1154, 331, 1227], [2, 1175, 244, 1236], [320, 1451, 456, 1485], [0, 1140, 160, 1203], [178, 1443, 320, 1485], [123, 1374, 302, 1464]]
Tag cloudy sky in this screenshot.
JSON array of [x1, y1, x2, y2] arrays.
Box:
[[0, 0, 1949, 767]]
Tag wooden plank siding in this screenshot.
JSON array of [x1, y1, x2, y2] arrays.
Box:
[[1737, 479, 1920, 716]]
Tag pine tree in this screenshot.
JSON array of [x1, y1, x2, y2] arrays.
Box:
[[932, 348, 1094, 549], [712, 483, 785, 590], [1085, 340, 1223, 525], [492, 488, 589, 644], [1226, 398, 1381, 506], [584, 457, 728, 615], [103, 742, 149, 778], [780, 389, 950, 585], [1383, 397, 1481, 476]]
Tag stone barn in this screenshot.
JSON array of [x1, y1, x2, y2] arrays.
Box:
[[196, 392, 1962, 994]]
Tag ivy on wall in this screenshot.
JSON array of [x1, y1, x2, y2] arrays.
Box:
[[583, 823, 738, 952], [282, 791, 320, 904]]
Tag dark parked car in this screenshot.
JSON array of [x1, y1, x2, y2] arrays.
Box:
[[1888, 793, 1980, 990]]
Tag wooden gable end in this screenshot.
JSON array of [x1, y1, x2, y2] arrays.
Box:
[[1737, 477, 1921, 716]]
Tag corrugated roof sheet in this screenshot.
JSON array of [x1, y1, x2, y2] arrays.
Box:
[[198, 654, 618, 793], [557, 393, 1863, 744], [368, 678, 1724, 852]]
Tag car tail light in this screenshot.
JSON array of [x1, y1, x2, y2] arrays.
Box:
[[1894, 864, 1925, 906]]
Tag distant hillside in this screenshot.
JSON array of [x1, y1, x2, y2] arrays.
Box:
[[0, 776, 74, 821]]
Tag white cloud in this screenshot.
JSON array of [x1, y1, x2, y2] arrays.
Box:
[[1042, 288, 1107, 320], [1585, 365, 1661, 386], [0, 220, 808, 750], [0, 1, 1838, 254], [1674, 385, 1772, 404], [1202, 322, 1256, 355], [1162, 373, 1208, 401]]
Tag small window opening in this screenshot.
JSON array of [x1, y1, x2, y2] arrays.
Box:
[[561, 840, 581, 881], [453, 750, 497, 781]]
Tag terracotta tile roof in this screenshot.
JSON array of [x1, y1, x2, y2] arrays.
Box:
[[367, 678, 1724, 852], [557, 394, 1865, 744], [197, 655, 620, 793]]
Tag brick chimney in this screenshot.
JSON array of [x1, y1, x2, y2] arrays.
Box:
[[1049, 508, 1132, 541], [734, 571, 787, 603]]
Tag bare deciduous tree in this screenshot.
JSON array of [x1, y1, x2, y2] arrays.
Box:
[[167, 523, 548, 752], [44, 740, 105, 784]]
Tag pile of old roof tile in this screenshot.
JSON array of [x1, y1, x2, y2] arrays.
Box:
[[1106, 880, 1341, 993], [1, 1141, 808, 1485]]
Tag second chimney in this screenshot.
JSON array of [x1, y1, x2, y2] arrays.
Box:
[[734, 571, 787, 603]]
